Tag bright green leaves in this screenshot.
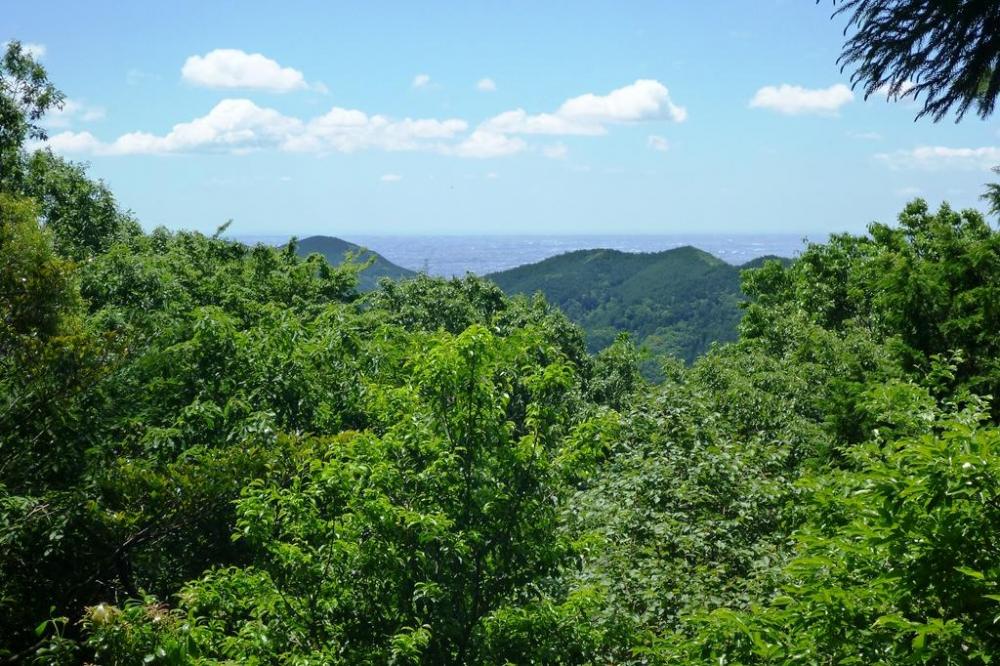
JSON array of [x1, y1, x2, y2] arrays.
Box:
[[656, 418, 1000, 664], [23, 150, 141, 260], [0, 194, 80, 349], [85, 324, 615, 664], [742, 200, 1000, 424]]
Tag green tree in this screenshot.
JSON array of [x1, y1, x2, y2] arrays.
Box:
[[0, 41, 64, 192], [984, 165, 1000, 218], [829, 0, 1000, 121], [83, 325, 618, 664], [24, 150, 141, 259], [654, 401, 1000, 665]]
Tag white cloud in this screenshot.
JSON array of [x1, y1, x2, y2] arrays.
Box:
[[875, 79, 915, 100], [559, 79, 687, 123], [647, 135, 669, 152], [482, 79, 685, 137], [542, 143, 568, 159], [5, 41, 46, 59], [181, 49, 315, 93], [120, 99, 302, 154], [749, 83, 853, 115], [894, 186, 922, 197], [24, 42, 46, 59], [42, 98, 471, 157], [40, 78, 684, 160], [486, 171, 499, 179], [45, 131, 104, 154], [449, 130, 527, 158], [45, 99, 301, 155], [875, 145, 1000, 171], [380, 173, 402, 182], [479, 79, 685, 140], [285, 108, 467, 153], [412, 73, 431, 89], [45, 99, 106, 128], [476, 78, 496, 92], [483, 109, 605, 136]]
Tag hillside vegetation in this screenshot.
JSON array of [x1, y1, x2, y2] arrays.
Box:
[[295, 235, 415, 291], [4, 38, 1000, 666], [491, 246, 787, 363]]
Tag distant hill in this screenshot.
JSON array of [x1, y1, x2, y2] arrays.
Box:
[[296, 236, 415, 291], [490, 246, 786, 364]]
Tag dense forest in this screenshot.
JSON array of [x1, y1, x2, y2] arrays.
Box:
[[490, 247, 784, 365], [5, 1, 1000, 662], [312, 240, 760, 366]]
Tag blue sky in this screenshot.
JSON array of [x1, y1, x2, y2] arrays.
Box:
[[8, 0, 1000, 235]]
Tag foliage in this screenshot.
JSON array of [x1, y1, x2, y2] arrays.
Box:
[[652, 402, 1000, 664], [490, 246, 760, 366], [984, 165, 1000, 219], [5, 35, 1000, 666], [1, 41, 64, 191], [295, 234, 416, 291], [829, 0, 1000, 121], [24, 149, 142, 259], [82, 326, 618, 664]]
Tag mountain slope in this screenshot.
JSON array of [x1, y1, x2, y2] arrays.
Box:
[[490, 246, 776, 363], [296, 235, 415, 291]]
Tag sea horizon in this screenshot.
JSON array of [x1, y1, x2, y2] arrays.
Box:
[[232, 232, 819, 277]]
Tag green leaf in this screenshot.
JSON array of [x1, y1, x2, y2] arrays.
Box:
[[955, 566, 985, 580]]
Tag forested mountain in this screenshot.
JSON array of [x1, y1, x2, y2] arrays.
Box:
[[490, 246, 784, 363], [5, 8, 1000, 663], [295, 235, 415, 291]]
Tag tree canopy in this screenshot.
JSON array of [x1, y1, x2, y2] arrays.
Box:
[[5, 32, 1000, 666], [830, 0, 1000, 121]]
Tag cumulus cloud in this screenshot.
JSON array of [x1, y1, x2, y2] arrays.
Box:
[[45, 131, 104, 154], [749, 83, 853, 115], [40, 78, 683, 160], [448, 130, 527, 158], [42, 98, 470, 157], [647, 135, 669, 152], [181, 49, 316, 92], [559, 79, 687, 123], [875, 145, 1000, 170], [412, 73, 431, 89], [482, 79, 686, 136], [483, 109, 604, 136], [284, 109, 467, 153], [380, 173, 402, 182], [476, 78, 496, 92], [113, 99, 302, 155]]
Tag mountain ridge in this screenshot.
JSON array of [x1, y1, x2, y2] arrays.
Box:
[[295, 235, 415, 291], [489, 245, 789, 365]]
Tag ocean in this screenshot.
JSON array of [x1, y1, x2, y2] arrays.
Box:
[[232, 234, 817, 277]]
